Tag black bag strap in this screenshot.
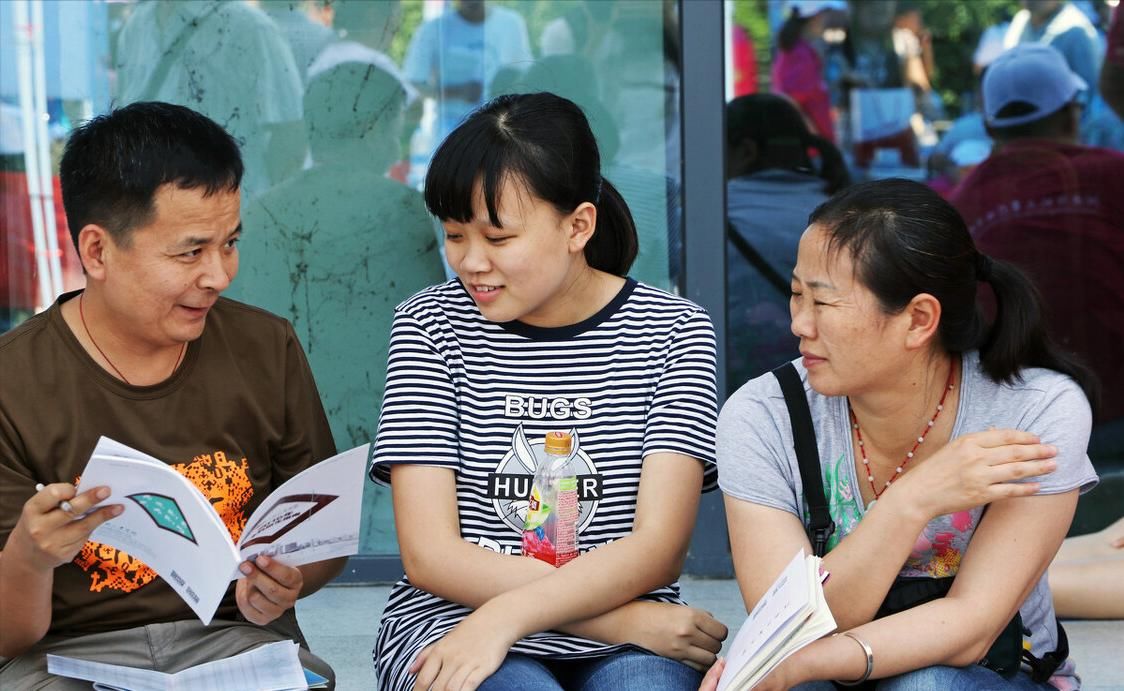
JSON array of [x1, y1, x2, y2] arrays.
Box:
[[1024, 620, 1069, 682], [727, 219, 791, 298], [772, 362, 835, 557]]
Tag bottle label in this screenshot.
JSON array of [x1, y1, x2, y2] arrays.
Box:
[[554, 479, 579, 566]]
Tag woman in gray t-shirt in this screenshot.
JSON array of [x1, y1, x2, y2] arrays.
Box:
[[712, 179, 1098, 690]]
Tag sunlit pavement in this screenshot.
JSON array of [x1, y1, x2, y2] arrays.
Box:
[[298, 578, 1124, 690]]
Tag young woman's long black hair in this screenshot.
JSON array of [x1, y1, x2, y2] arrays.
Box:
[[809, 178, 1099, 409], [424, 92, 638, 276]]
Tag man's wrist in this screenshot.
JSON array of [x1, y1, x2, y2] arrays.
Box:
[[3, 529, 57, 575]]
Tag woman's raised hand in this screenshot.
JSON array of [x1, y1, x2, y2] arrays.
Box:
[[894, 428, 1057, 518]]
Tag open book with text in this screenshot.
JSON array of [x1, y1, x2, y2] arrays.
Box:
[[77, 436, 370, 624], [717, 549, 837, 691]]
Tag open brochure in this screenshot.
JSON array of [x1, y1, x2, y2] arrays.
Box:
[[46, 640, 327, 690], [76, 436, 370, 624], [717, 549, 837, 691]]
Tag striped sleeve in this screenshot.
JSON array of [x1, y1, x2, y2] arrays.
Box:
[[643, 308, 719, 475], [369, 307, 460, 484]]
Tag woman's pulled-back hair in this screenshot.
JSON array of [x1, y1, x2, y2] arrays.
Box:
[[424, 92, 638, 276], [808, 178, 1098, 408], [726, 94, 850, 194]]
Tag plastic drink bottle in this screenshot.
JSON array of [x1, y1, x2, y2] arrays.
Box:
[[522, 431, 579, 566]]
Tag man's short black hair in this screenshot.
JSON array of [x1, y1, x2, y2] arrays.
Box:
[[59, 101, 243, 250]]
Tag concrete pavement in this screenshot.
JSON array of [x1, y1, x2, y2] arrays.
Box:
[[297, 579, 1124, 690]]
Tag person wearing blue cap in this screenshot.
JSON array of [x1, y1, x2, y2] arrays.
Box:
[[952, 41, 1124, 463]]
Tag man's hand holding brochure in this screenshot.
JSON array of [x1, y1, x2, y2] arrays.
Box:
[[74, 436, 370, 625], [714, 549, 837, 691]]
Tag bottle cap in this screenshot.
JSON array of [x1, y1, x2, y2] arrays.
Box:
[[544, 431, 573, 455]]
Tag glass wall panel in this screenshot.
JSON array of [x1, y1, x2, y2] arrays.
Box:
[[725, 0, 1123, 524], [1, 0, 684, 558]]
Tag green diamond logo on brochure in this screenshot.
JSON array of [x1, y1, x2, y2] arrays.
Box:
[[127, 493, 197, 545], [488, 424, 603, 536]]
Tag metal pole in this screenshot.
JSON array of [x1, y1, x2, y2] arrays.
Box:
[[32, 0, 64, 300], [681, 0, 731, 578], [31, 0, 63, 303], [13, 0, 53, 312]]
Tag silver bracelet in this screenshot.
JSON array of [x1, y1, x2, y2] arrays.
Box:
[[834, 631, 874, 686]]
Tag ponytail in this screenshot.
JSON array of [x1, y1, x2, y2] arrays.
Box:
[[804, 133, 851, 195], [587, 177, 638, 276], [979, 256, 1101, 413]]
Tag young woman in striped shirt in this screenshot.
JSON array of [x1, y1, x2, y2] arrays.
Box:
[[368, 92, 727, 691]]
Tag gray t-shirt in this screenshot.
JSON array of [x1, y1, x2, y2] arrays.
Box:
[[717, 351, 1097, 685]]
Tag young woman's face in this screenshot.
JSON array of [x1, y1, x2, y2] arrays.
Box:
[[442, 178, 588, 326], [789, 224, 908, 396]]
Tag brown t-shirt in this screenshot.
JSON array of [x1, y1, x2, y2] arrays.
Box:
[[0, 291, 336, 635]]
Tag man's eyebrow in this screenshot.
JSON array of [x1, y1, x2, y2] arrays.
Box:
[[171, 224, 242, 250]]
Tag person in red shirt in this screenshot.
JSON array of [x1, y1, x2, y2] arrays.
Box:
[[951, 44, 1124, 454]]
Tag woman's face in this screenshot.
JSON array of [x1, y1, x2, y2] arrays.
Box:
[[790, 224, 909, 396], [442, 177, 589, 326]]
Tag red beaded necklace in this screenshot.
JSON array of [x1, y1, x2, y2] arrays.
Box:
[[849, 361, 956, 500], [79, 293, 186, 385]]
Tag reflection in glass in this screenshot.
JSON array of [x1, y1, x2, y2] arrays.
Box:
[[231, 55, 445, 553], [114, 1, 306, 198], [1, 0, 686, 558], [724, 94, 851, 392]]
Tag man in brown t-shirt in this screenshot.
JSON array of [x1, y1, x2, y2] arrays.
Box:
[[0, 103, 344, 687]]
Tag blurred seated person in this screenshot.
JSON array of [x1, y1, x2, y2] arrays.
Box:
[[951, 43, 1124, 457], [725, 93, 850, 392]]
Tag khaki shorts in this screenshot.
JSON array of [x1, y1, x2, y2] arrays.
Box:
[[0, 609, 334, 690]]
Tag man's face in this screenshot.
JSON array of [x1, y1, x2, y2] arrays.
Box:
[[98, 184, 241, 349]]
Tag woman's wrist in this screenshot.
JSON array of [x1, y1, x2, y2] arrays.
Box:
[[833, 632, 875, 685], [794, 631, 873, 684], [477, 589, 542, 644], [876, 480, 934, 527]]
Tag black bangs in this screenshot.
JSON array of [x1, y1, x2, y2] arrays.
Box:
[[424, 110, 526, 228], [419, 92, 638, 275]]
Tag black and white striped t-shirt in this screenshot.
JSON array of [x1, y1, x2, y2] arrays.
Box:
[[369, 278, 718, 690]]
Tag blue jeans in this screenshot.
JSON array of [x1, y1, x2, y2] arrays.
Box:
[[477, 650, 703, 691], [793, 664, 1057, 690]]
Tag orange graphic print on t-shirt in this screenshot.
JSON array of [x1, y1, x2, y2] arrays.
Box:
[[73, 450, 253, 593]]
